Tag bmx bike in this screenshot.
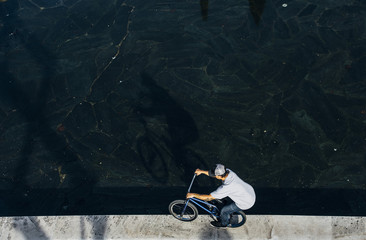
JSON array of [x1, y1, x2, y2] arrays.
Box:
[[168, 174, 246, 228]]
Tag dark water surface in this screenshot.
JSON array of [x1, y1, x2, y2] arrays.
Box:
[[0, 0, 365, 216]]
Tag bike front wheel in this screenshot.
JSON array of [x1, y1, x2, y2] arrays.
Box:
[[229, 210, 246, 228], [169, 200, 198, 222]]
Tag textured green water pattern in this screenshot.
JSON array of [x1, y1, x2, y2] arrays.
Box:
[[0, 0, 365, 215]]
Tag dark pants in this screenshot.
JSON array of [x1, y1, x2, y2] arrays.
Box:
[[220, 202, 242, 226]]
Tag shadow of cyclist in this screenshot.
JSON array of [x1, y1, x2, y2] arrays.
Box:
[[136, 73, 207, 184]]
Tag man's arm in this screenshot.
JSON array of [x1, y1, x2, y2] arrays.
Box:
[[195, 168, 218, 178], [195, 169, 209, 176], [186, 193, 215, 201]]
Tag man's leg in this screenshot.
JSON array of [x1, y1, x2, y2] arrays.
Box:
[[220, 202, 242, 226]]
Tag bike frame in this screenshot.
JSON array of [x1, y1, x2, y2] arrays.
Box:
[[182, 174, 220, 219], [185, 197, 220, 218]]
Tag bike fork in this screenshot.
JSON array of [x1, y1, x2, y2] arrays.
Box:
[[180, 200, 190, 216]]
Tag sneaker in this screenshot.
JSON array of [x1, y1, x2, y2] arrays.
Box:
[[210, 221, 227, 228]]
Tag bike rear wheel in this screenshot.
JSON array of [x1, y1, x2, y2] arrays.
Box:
[[229, 210, 246, 228], [169, 200, 198, 222]]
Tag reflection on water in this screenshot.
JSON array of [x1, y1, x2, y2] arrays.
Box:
[[0, 0, 365, 216]]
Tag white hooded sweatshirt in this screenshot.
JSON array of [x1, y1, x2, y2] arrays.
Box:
[[210, 169, 256, 210]]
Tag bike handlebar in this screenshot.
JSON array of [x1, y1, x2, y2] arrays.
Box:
[[187, 174, 196, 193]]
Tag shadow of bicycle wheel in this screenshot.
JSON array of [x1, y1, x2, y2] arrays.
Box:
[[136, 135, 169, 183]]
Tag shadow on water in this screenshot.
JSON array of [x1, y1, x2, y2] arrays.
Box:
[[0, 1, 104, 239], [200, 0, 265, 24], [248, 0, 266, 25], [135, 73, 208, 184], [200, 0, 209, 21]]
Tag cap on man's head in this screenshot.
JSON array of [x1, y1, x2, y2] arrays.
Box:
[[214, 164, 226, 176]]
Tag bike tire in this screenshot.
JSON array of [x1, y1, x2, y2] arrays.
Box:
[[169, 200, 198, 222], [229, 210, 246, 228]]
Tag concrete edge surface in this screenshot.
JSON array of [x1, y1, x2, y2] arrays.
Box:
[[0, 215, 365, 240]]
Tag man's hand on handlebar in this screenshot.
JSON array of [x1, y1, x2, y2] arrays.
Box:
[[195, 169, 206, 176], [195, 169, 210, 177]]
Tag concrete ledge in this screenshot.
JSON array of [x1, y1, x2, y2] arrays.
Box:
[[1, 215, 365, 240]]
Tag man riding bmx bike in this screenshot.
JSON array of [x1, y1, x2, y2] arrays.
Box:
[[186, 164, 256, 228]]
